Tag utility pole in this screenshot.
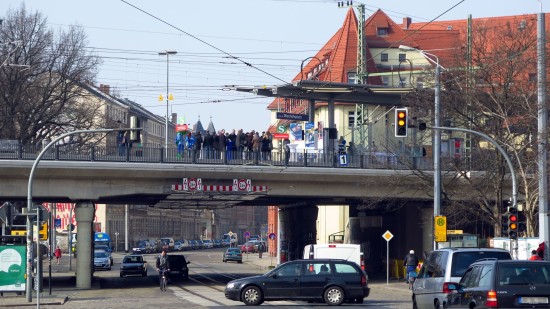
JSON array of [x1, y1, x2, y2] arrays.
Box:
[[537, 9, 549, 260]]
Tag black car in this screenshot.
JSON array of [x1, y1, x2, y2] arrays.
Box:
[[225, 259, 369, 306], [120, 254, 148, 277], [167, 254, 190, 280], [445, 259, 550, 308]]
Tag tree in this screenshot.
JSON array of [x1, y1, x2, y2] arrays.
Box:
[[0, 4, 102, 146], [403, 16, 544, 237]]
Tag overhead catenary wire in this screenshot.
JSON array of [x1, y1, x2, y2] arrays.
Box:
[[119, 0, 289, 84]]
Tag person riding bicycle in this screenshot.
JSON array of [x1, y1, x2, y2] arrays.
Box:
[[156, 250, 171, 281], [403, 249, 419, 284]]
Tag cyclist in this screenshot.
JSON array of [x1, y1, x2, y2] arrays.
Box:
[[156, 250, 170, 289], [403, 249, 419, 284]]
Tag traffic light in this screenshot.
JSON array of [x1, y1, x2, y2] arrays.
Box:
[[395, 108, 408, 137], [508, 205, 518, 240], [39, 222, 48, 240], [130, 116, 141, 142], [501, 215, 509, 237]]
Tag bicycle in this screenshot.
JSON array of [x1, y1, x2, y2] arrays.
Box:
[[408, 270, 417, 290], [158, 268, 169, 291]]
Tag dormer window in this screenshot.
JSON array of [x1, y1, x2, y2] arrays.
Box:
[[377, 27, 389, 36]]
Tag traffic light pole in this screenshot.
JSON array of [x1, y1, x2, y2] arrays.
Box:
[[430, 126, 519, 257], [25, 128, 140, 302]]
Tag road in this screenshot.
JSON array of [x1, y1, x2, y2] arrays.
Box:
[[4, 248, 413, 308]]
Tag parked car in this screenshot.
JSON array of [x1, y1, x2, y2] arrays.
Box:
[[223, 248, 243, 263], [188, 240, 198, 250], [174, 241, 184, 251], [202, 239, 214, 249], [213, 239, 223, 248], [241, 241, 258, 253], [445, 260, 550, 308], [225, 259, 369, 305], [167, 254, 190, 280], [196, 240, 205, 250], [160, 237, 175, 252], [93, 250, 111, 270], [180, 239, 191, 251], [412, 247, 512, 309], [132, 240, 149, 254], [120, 254, 148, 277]]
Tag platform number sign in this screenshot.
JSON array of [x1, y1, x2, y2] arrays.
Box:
[[339, 154, 348, 166]]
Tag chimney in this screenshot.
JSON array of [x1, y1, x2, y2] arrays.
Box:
[[99, 84, 110, 95], [403, 17, 412, 29]]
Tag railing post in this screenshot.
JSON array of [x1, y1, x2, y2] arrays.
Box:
[[192, 150, 197, 164], [18, 143, 23, 159], [223, 151, 228, 165], [360, 154, 364, 169], [125, 145, 130, 162], [55, 145, 60, 160], [303, 151, 307, 167], [90, 145, 96, 161], [159, 148, 164, 163]]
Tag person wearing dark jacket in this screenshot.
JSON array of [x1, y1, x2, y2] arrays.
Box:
[[194, 131, 202, 161], [404, 250, 419, 283], [203, 131, 213, 159], [156, 250, 171, 283]]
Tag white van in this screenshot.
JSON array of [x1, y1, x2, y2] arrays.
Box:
[[160, 237, 175, 251], [303, 244, 364, 270]]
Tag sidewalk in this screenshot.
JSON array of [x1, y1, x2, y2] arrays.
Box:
[[0, 257, 98, 308]]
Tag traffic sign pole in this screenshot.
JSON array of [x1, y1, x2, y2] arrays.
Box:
[[382, 230, 394, 285]]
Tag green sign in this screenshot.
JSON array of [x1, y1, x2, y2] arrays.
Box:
[[0, 245, 26, 292], [277, 125, 286, 133]]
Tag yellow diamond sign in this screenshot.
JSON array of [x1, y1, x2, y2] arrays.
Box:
[[382, 230, 394, 242]]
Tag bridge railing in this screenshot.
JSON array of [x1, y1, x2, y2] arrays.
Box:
[[0, 143, 480, 171]]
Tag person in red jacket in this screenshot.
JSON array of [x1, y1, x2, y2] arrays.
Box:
[[529, 249, 542, 260], [54, 246, 62, 265]]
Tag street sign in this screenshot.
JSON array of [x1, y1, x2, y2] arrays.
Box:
[[54, 218, 61, 228], [183, 178, 202, 191], [228, 231, 233, 237], [447, 230, 463, 235], [243, 231, 250, 238], [382, 230, 394, 242], [268, 233, 276, 240], [276, 112, 309, 121], [434, 216, 447, 242], [277, 125, 286, 133]]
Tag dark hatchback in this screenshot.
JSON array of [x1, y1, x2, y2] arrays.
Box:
[[445, 259, 550, 308], [167, 254, 190, 280], [225, 259, 369, 306]]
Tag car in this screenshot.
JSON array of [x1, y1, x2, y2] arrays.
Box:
[[202, 239, 214, 249], [225, 259, 369, 306], [241, 241, 258, 253], [93, 250, 111, 270], [223, 248, 243, 263], [132, 240, 149, 254], [120, 254, 148, 277], [167, 254, 190, 280], [412, 247, 512, 309], [174, 241, 184, 251], [445, 260, 550, 308], [94, 245, 113, 265]]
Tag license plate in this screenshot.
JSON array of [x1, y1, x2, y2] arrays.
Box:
[[519, 297, 549, 304]]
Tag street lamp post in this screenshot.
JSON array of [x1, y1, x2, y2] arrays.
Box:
[[399, 45, 443, 250], [115, 231, 119, 253], [159, 50, 177, 157]]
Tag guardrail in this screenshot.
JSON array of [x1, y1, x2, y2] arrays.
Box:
[[0, 143, 438, 170]]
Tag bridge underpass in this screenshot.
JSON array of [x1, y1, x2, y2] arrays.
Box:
[[0, 159, 506, 288]]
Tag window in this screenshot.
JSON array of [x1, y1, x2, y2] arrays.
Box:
[[381, 53, 389, 62], [426, 251, 445, 278], [382, 76, 390, 86], [276, 263, 302, 277], [461, 266, 482, 288], [347, 72, 357, 84], [377, 27, 388, 35], [348, 111, 356, 128], [333, 263, 359, 274], [478, 265, 493, 287], [399, 53, 406, 62]]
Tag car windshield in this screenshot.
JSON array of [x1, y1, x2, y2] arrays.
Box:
[[123, 256, 143, 263], [451, 251, 512, 277], [94, 252, 108, 258], [499, 263, 550, 286], [227, 248, 240, 253]]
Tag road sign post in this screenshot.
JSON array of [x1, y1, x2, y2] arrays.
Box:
[[382, 230, 394, 285]]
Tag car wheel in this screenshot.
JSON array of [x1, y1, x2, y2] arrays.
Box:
[[241, 286, 263, 306], [238, 260, 243, 264], [324, 286, 344, 306], [435, 299, 441, 309], [108, 266, 112, 271], [223, 259, 226, 262]]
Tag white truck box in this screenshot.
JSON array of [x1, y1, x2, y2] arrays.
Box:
[[303, 244, 364, 270]]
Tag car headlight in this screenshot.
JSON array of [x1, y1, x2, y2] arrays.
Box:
[[226, 282, 236, 289]]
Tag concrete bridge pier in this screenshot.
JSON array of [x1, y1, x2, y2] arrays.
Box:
[[278, 205, 318, 263], [75, 201, 95, 289]]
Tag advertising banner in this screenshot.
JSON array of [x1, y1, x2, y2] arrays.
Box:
[[289, 123, 303, 141], [0, 244, 26, 292], [305, 122, 315, 148]]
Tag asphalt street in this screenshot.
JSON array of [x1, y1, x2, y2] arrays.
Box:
[[0, 249, 413, 308]]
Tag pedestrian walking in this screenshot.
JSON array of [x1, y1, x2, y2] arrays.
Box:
[[54, 246, 62, 265], [258, 242, 265, 258]]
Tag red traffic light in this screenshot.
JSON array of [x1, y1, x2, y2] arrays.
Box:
[[509, 214, 518, 222]]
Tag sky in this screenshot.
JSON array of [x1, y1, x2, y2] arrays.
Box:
[[0, 0, 546, 132]]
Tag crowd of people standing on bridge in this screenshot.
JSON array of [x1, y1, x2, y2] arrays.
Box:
[[174, 129, 274, 160]]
